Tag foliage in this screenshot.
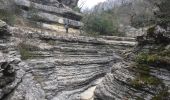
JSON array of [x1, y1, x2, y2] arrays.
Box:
[[73, 6, 81, 13], [151, 88, 170, 100], [129, 0, 155, 28], [131, 64, 161, 88], [18, 43, 39, 60], [131, 14, 155, 28], [0, 9, 16, 26], [136, 97, 145, 100], [46, 40, 56, 45], [131, 75, 161, 88], [135, 52, 170, 70], [159, 49, 170, 57], [155, 0, 170, 28], [136, 53, 159, 64], [82, 12, 122, 36], [135, 64, 150, 75], [90, 0, 155, 28]]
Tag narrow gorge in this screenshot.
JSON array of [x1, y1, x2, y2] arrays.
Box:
[[0, 19, 136, 100], [0, 0, 170, 100]]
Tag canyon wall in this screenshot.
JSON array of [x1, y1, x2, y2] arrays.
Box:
[[0, 0, 82, 28], [0, 20, 136, 100]]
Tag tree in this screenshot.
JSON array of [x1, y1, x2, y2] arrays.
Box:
[[154, 0, 170, 29], [82, 12, 120, 36]]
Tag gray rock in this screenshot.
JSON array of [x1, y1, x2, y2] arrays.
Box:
[[12, 0, 82, 28], [0, 20, 11, 39], [165, 45, 170, 50], [35, 12, 83, 27], [0, 20, 6, 28], [4, 21, 169, 100], [0, 25, 136, 100], [0, 0, 82, 28], [5, 73, 46, 100]]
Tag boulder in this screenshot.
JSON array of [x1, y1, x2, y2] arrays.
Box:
[[0, 20, 10, 38]]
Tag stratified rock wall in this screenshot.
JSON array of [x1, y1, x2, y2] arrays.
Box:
[[29, 0, 79, 8], [0, 0, 82, 28], [0, 20, 136, 100]]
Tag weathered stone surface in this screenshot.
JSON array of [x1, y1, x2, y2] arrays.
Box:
[[137, 26, 170, 45], [0, 20, 11, 38], [0, 20, 6, 28], [14, 0, 82, 20], [1, 15, 169, 100], [0, 0, 82, 29], [118, 24, 147, 37], [0, 22, 136, 100], [93, 25, 170, 100], [29, 0, 79, 8], [35, 12, 82, 27]]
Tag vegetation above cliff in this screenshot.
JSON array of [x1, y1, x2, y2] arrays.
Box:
[[80, 0, 156, 36]]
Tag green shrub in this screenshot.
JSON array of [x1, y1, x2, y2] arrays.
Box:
[[47, 40, 56, 45], [131, 14, 155, 28], [155, 0, 170, 28], [159, 50, 170, 57], [131, 63, 162, 88], [82, 13, 122, 36], [0, 9, 16, 26], [135, 64, 150, 75], [147, 54, 159, 63], [152, 88, 169, 100], [19, 46, 33, 60], [131, 74, 161, 88], [73, 6, 81, 13], [136, 53, 159, 64], [18, 43, 39, 60], [136, 97, 145, 100], [136, 53, 148, 64]]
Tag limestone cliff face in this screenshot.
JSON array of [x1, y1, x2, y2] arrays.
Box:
[[0, 1, 169, 98], [94, 25, 170, 100], [0, 8, 169, 100], [0, 20, 136, 100], [0, 0, 82, 28], [29, 0, 79, 8]]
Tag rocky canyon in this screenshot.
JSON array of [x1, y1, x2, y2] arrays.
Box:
[[0, 0, 169, 100]]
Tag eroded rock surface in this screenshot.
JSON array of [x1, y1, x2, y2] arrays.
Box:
[[0, 20, 136, 100], [94, 25, 170, 100], [0, 0, 82, 29], [1, 18, 169, 100]]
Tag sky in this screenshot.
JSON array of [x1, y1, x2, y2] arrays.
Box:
[[78, 0, 107, 9]]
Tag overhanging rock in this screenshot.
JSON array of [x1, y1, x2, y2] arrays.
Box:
[[14, 0, 83, 28]]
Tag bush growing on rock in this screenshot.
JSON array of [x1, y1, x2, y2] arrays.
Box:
[[130, 63, 162, 88], [0, 9, 16, 26], [151, 88, 170, 100], [18, 43, 39, 60], [46, 40, 56, 45], [136, 53, 160, 64], [131, 74, 161, 88]]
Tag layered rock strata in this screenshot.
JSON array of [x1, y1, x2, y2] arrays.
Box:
[[0, 21, 136, 100], [0, 0, 82, 28], [94, 26, 170, 100]]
